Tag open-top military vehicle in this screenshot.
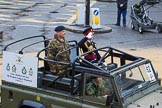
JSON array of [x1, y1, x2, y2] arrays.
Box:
[[1, 35, 162, 108]]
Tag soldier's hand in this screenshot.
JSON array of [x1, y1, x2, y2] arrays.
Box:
[[103, 95, 108, 100], [103, 62, 107, 66], [120, 4, 124, 7]]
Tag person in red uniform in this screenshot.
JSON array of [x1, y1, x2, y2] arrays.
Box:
[[78, 27, 102, 63]]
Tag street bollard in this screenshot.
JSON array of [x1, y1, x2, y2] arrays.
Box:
[[90, 8, 101, 29], [76, 4, 85, 25]]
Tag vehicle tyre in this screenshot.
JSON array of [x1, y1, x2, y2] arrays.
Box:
[[138, 26, 143, 34], [131, 22, 135, 30], [157, 25, 162, 33]]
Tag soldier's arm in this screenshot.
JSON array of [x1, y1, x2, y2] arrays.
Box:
[[85, 82, 96, 96], [47, 42, 58, 59]]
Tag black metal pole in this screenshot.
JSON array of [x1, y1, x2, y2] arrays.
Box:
[[85, 0, 90, 26]]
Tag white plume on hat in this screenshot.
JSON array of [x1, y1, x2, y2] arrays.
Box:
[[86, 32, 93, 39]]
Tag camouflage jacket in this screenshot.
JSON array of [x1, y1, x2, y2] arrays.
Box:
[[85, 79, 109, 97], [47, 37, 70, 72]]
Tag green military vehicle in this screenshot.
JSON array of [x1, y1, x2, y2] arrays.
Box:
[[1, 35, 162, 108]]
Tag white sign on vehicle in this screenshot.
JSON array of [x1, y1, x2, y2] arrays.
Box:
[[2, 51, 38, 88], [144, 63, 156, 82]]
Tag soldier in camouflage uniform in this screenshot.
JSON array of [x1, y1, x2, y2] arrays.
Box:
[[47, 26, 70, 76], [85, 77, 112, 99]]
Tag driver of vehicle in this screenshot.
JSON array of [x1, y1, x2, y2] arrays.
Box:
[[85, 76, 113, 100]]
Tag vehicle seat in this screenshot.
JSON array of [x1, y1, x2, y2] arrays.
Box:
[[107, 63, 117, 70], [44, 57, 50, 71], [42, 74, 78, 92]]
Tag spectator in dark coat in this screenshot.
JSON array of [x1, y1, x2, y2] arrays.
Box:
[[115, 0, 128, 27]]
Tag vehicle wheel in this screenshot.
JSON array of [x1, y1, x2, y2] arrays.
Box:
[[157, 25, 162, 33], [138, 26, 143, 34], [131, 22, 135, 30]]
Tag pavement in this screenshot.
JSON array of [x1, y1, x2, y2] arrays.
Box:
[[65, 0, 162, 33], [63, 0, 114, 34]]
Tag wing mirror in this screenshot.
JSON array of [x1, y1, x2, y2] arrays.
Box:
[[129, 72, 133, 77]]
